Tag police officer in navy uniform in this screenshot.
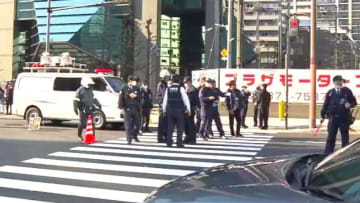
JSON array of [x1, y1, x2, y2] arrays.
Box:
[[74, 77, 102, 141], [225, 80, 244, 137], [199, 78, 217, 140], [321, 75, 356, 154], [258, 84, 271, 130], [162, 75, 191, 148], [209, 79, 226, 138], [119, 75, 142, 144], [140, 82, 153, 132], [183, 76, 198, 144], [157, 70, 171, 143], [240, 85, 251, 128]]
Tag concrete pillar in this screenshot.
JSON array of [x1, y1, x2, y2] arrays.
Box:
[[133, 0, 161, 91], [0, 0, 15, 85]]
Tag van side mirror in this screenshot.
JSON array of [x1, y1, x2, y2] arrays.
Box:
[[106, 86, 112, 93]]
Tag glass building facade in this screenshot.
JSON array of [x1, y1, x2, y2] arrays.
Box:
[[15, 0, 130, 71]]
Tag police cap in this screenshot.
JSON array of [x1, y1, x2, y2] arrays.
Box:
[[333, 75, 343, 82], [127, 75, 135, 82], [170, 74, 181, 83], [132, 75, 140, 82]]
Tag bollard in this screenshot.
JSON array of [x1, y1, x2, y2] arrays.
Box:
[[279, 100, 285, 119]]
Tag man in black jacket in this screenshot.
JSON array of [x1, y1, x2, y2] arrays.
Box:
[[225, 80, 244, 137], [199, 78, 216, 140], [196, 77, 206, 135], [258, 84, 271, 130], [74, 77, 102, 141], [157, 69, 171, 143], [321, 75, 356, 153], [183, 76, 198, 144], [253, 85, 261, 127], [162, 75, 191, 148], [241, 86, 251, 128], [209, 79, 225, 138], [119, 75, 142, 144]]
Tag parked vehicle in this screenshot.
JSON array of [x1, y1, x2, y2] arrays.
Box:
[[145, 138, 360, 203], [14, 72, 125, 129]]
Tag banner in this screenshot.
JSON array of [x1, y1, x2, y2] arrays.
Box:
[[192, 69, 360, 103]]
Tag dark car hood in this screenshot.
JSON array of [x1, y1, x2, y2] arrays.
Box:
[[144, 155, 331, 203]]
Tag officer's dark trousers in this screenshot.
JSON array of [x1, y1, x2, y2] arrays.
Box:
[[141, 108, 151, 131], [124, 108, 141, 142], [167, 109, 185, 146], [78, 111, 95, 138], [325, 117, 350, 154], [241, 104, 248, 126], [184, 113, 197, 144], [253, 104, 259, 126], [229, 109, 241, 136], [199, 110, 211, 138], [157, 112, 167, 142], [259, 107, 269, 128], [195, 108, 201, 134], [210, 110, 225, 136]]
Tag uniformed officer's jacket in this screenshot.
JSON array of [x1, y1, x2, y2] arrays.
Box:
[[258, 89, 271, 111], [186, 85, 199, 114], [74, 87, 101, 114], [140, 88, 153, 110], [162, 84, 191, 113], [199, 87, 216, 111], [119, 85, 141, 110], [225, 88, 244, 112], [241, 90, 251, 105], [156, 81, 167, 108], [212, 88, 225, 110], [321, 87, 356, 119]]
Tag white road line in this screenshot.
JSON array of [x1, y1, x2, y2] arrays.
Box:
[[23, 158, 194, 177], [0, 166, 168, 188], [91, 143, 258, 156], [127, 136, 270, 144], [105, 140, 262, 151], [49, 152, 222, 168], [138, 135, 272, 141], [71, 147, 253, 162], [0, 178, 148, 203], [0, 196, 53, 203], [118, 138, 266, 147]]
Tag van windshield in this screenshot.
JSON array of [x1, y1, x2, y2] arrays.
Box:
[[105, 77, 125, 93]]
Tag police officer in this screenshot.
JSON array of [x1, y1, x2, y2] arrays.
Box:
[[119, 75, 142, 144], [199, 78, 217, 140], [258, 84, 271, 130], [157, 69, 171, 143], [74, 77, 102, 141], [241, 86, 251, 128], [225, 80, 244, 137], [162, 75, 191, 148], [209, 79, 226, 138], [321, 75, 356, 154], [183, 76, 198, 144], [253, 85, 261, 127], [140, 82, 153, 132]]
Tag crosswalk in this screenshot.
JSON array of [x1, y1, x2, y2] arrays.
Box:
[[0, 132, 272, 203]]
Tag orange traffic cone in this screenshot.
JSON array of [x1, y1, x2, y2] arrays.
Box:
[[83, 115, 96, 144]]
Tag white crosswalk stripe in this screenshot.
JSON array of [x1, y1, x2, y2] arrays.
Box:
[[0, 133, 272, 203]]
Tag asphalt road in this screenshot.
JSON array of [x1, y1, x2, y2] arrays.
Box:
[[0, 115, 332, 203]]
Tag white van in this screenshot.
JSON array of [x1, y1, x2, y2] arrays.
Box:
[[14, 72, 126, 129]]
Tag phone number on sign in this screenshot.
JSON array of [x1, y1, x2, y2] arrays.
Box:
[[268, 92, 328, 102]]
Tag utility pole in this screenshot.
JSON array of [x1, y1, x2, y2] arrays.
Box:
[[335, 6, 338, 69], [227, 0, 233, 69], [284, 0, 291, 130], [236, 0, 243, 69], [145, 19, 152, 84], [46, 0, 52, 53], [309, 0, 317, 128], [278, 0, 283, 69]]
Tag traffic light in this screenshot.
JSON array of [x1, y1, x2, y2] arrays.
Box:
[[289, 18, 299, 37]]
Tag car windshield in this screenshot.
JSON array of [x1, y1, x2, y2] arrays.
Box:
[[310, 138, 360, 201], [105, 77, 125, 93]]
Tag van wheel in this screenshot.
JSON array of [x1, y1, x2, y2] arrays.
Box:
[[26, 107, 42, 124], [93, 111, 106, 129]]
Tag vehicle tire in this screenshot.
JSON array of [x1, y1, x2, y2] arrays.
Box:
[[51, 120, 64, 125], [25, 107, 42, 124], [93, 111, 106, 129]]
